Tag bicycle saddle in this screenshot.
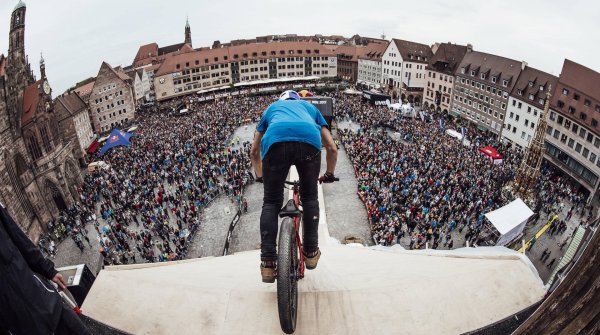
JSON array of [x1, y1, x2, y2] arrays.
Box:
[[279, 199, 300, 218]]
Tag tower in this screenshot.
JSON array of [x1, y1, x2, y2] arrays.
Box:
[[5, 0, 34, 135], [512, 86, 552, 207], [184, 17, 192, 47]]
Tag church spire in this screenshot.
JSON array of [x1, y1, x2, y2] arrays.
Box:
[[184, 16, 192, 47], [40, 51, 45, 79]]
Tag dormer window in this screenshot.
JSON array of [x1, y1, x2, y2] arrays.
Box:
[[528, 94, 534, 100], [502, 80, 508, 87], [481, 73, 486, 79], [471, 70, 476, 76], [539, 85, 544, 91], [528, 81, 533, 87], [491, 76, 497, 83], [517, 89, 522, 96], [539, 98, 544, 104], [461, 67, 465, 74]]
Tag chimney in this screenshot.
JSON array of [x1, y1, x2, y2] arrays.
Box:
[[521, 61, 528, 70], [466, 44, 473, 53]]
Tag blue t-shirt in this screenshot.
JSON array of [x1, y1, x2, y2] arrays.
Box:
[[256, 100, 328, 160]]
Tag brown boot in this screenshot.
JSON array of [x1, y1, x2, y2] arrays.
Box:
[[304, 249, 321, 270], [260, 260, 277, 283]]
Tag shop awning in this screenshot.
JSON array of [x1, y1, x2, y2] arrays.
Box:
[[87, 141, 100, 154]]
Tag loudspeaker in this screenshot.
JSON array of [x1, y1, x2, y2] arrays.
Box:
[[301, 96, 334, 128], [56, 264, 96, 306]]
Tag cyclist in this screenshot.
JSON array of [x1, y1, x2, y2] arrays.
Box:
[[250, 90, 338, 283]]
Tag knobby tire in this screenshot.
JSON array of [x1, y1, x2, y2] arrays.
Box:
[[277, 217, 298, 334]]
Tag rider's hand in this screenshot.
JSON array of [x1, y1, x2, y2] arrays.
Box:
[[52, 272, 67, 290], [319, 171, 336, 184], [256, 176, 263, 183]]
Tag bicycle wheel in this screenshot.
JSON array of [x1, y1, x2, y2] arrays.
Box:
[[277, 217, 298, 334]]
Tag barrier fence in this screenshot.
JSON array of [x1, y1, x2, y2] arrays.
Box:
[[222, 209, 242, 256]]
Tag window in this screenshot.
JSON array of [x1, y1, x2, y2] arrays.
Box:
[[584, 99, 591, 107], [480, 73, 486, 79], [574, 93, 580, 101], [575, 143, 582, 153], [521, 131, 526, 139], [590, 153, 597, 164], [553, 129, 560, 139], [582, 148, 589, 158], [517, 89, 522, 96], [572, 124, 579, 133], [525, 119, 529, 126], [568, 138, 575, 148], [595, 137, 600, 148], [558, 101, 565, 108], [528, 94, 534, 100], [562, 88, 569, 96], [579, 128, 586, 138], [587, 133, 593, 143], [593, 119, 598, 128], [502, 80, 508, 87], [580, 113, 587, 121], [569, 106, 576, 114], [491, 76, 497, 83]]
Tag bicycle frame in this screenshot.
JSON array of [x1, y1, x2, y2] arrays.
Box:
[[290, 182, 305, 280]]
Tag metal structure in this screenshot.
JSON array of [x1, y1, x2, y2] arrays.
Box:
[[512, 86, 552, 206]]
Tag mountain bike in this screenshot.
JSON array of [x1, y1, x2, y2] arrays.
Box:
[[276, 177, 337, 334]]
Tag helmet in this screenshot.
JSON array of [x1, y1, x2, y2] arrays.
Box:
[[279, 90, 301, 101]]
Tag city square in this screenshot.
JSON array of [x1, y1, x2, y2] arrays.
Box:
[[0, 1, 599, 334]]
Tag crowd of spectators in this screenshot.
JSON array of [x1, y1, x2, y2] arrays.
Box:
[[71, 95, 272, 265], [333, 93, 588, 249]]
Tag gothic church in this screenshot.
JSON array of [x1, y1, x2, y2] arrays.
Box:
[[0, 1, 82, 241]]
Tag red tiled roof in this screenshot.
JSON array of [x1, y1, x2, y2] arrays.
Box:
[[154, 41, 337, 77], [74, 80, 95, 97], [133, 43, 159, 64], [559, 59, 600, 100], [56, 92, 87, 116], [22, 80, 43, 126], [357, 42, 389, 61], [392, 38, 433, 63], [427, 43, 468, 75], [511, 66, 557, 109]]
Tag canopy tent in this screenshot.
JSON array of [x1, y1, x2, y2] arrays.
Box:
[[99, 129, 134, 156], [343, 88, 362, 95], [479, 146, 503, 164], [389, 103, 416, 117], [485, 198, 534, 246]]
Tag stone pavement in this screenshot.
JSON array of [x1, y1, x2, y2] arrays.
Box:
[[52, 223, 104, 274], [321, 121, 372, 245]]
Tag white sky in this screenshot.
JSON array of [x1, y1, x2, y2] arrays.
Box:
[[0, 0, 598, 95]]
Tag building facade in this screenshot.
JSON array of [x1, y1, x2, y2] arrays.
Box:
[[133, 68, 152, 103], [89, 62, 136, 133], [153, 41, 338, 101], [544, 59, 600, 199], [452, 51, 524, 135], [54, 92, 95, 165], [0, 1, 82, 240], [501, 67, 557, 149], [381, 38, 432, 104], [423, 43, 468, 114], [357, 42, 388, 89]]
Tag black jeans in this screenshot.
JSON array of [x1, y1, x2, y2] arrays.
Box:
[[260, 142, 321, 261]]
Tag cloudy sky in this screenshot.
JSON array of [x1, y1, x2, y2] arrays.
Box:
[[0, 0, 598, 95]]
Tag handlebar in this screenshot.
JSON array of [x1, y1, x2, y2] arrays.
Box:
[[284, 177, 339, 186]]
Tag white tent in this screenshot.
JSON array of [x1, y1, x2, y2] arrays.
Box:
[[485, 198, 534, 246]]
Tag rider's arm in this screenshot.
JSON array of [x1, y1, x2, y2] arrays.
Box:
[[321, 126, 337, 174], [250, 131, 264, 178]]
